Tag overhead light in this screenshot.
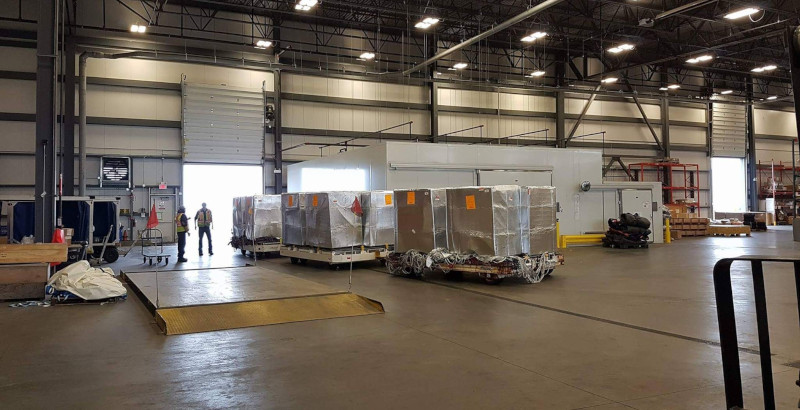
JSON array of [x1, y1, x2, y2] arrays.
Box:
[[415, 17, 440, 29], [724, 7, 760, 20], [667, 84, 681, 89], [751, 64, 777, 73], [686, 54, 713, 64], [608, 44, 635, 54], [521, 32, 547, 42], [452, 62, 468, 70], [254, 40, 273, 49], [659, 87, 669, 91], [358, 52, 375, 61], [767, 95, 778, 100], [529, 70, 546, 77], [295, 0, 318, 11], [130, 24, 146, 33], [720, 90, 734, 95], [601, 77, 618, 84]]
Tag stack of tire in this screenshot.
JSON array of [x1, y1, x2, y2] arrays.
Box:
[[603, 213, 651, 249]]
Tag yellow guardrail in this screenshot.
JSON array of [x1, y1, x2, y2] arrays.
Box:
[[559, 234, 605, 248]]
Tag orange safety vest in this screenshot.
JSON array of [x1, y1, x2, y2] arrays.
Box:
[[175, 213, 186, 233], [196, 209, 212, 227]]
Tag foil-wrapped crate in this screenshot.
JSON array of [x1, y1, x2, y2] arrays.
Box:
[[281, 193, 306, 246], [249, 195, 282, 241], [362, 191, 395, 247], [232, 196, 248, 238], [521, 186, 557, 254], [304, 192, 364, 249], [394, 189, 448, 253], [446, 186, 524, 256]]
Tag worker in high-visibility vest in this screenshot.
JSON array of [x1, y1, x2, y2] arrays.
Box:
[[195, 202, 213, 256], [175, 205, 189, 263]]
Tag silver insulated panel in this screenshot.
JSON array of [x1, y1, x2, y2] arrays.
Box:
[[362, 191, 395, 247], [304, 192, 364, 249], [446, 186, 524, 256], [394, 189, 448, 253], [281, 193, 306, 246], [249, 195, 282, 240], [522, 186, 557, 254]]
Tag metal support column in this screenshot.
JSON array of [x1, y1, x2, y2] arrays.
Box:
[[661, 97, 671, 158], [63, 38, 75, 196], [746, 78, 758, 211], [565, 84, 601, 145], [273, 70, 283, 194], [34, 0, 57, 242], [431, 82, 439, 143], [556, 91, 565, 148]]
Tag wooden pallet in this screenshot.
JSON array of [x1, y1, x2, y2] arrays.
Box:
[[707, 225, 751, 237]]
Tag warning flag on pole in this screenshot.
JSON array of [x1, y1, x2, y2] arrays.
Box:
[[350, 196, 363, 217], [146, 203, 159, 229]]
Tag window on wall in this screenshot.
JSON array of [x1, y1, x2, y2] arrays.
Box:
[[711, 157, 747, 213]]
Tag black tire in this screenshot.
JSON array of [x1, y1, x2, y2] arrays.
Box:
[[102, 247, 119, 263], [483, 276, 504, 285], [443, 271, 464, 281], [290, 257, 299, 264], [143, 256, 147, 263], [241, 248, 247, 256], [329, 263, 341, 270], [165, 258, 169, 265], [148, 259, 153, 266], [298, 258, 308, 265]]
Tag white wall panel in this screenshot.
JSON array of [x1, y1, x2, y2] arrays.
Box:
[[84, 85, 181, 121], [283, 74, 426, 103], [669, 126, 707, 146], [565, 120, 658, 144], [0, 156, 34, 185], [754, 108, 796, 137], [498, 93, 556, 112], [0, 79, 35, 113], [670, 105, 706, 123], [756, 139, 793, 164], [439, 113, 555, 142], [283, 100, 429, 135], [84, 125, 181, 157], [0, 46, 36, 71], [566, 98, 661, 119], [0, 121, 35, 152], [439, 89, 498, 109]]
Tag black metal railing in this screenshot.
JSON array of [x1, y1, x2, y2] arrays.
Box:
[[713, 256, 800, 410]]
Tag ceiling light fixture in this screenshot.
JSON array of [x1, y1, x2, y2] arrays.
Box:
[[767, 95, 778, 100], [130, 24, 146, 33], [521, 32, 547, 42], [295, 0, 318, 11], [452, 62, 468, 70], [751, 64, 777, 73], [724, 7, 760, 20], [667, 84, 681, 89], [415, 17, 440, 29], [686, 54, 713, 64], [358, 52, 375, 61], [601, 77, 618, 84], [607, 43, 635, 54], [659, 87, 669, 91], [529, 70, 546, 77], [720, 90, 733, 95], [254, 40, 273, 49]]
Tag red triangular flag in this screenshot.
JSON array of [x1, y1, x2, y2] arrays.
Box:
[[146, 203, 159, 229], [351, 196, 363, 217]]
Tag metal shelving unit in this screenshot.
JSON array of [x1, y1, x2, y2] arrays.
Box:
[[631, 162, 701, 216]]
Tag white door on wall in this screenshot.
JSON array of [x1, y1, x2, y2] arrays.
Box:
[[182, 83, 265, 164], [154, 196, 175, 243], [478, 170, 552, 186]]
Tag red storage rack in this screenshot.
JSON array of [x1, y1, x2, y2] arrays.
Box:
[[630, 162, 701, 216]]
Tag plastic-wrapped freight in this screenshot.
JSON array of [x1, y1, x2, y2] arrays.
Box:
[[394, 189, 447, 253], [362, 191, 395, 247], [304, 192, 364, 249], [521, 186, 557, 254], [249, 195, 282, 240], [281, 193, 306, 246], [446, 186, 524, 256], [232, 197, 248, 238]]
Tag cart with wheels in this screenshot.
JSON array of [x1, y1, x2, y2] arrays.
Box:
[[141, 228, 170, 265]]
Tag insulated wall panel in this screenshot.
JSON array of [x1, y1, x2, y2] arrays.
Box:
[[711, 102, 746, 157]]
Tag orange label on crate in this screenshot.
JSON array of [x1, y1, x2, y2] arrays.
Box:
[[465, 195, 476, 210], [385, 194, 392, 205], [312, 195, 318, 207], [407, 192, 415, 205], [288, 196, 294, 207]]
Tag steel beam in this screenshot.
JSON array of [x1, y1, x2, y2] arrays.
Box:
[[431, 82, 439, 143], [746, 77, 758, 211], [34, 0, 56, 242], [273, 70, 283, 194], [63, 38, 75, 196], [556, 91, 565, 147], [661, 97, 671, 158], [564, 84, 601, 145], [631, 92, 664, 153]]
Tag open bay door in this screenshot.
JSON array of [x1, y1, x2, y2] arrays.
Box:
[[182, 83, 265, 164]]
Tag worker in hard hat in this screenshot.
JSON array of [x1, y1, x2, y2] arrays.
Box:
[[195, 202, 213, 256], [175, 205, 189, 263]]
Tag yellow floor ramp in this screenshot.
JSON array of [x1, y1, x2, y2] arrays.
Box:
[[155, 293, 384, 335]]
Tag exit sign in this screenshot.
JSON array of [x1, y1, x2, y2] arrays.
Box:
[[159, 182, 167, 190]]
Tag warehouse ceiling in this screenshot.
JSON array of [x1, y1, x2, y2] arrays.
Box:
[[2, 0, 798, 101]]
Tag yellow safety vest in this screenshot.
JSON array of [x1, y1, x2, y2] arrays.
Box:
[[175, 213, 186, 233], [196, 209, 212, 227]]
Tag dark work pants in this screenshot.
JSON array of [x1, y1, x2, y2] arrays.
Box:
[[177, 231, 186, 259], [198, 226, 212, 253]]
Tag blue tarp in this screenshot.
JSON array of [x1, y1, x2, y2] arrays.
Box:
[[12, 202, 35, 242], [93, 202, 117, 243], [61, 201, 90, 243]]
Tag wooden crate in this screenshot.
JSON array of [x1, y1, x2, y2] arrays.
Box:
[[707, 225, 751, 237], [0, 243, 68, 264], [0, 263, 48, 300]]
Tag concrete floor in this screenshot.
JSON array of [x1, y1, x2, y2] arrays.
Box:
[[1, 229, 799, 408]]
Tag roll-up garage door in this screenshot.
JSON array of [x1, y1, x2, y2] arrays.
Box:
[[182, 83, 265, 164], [711, 102, 746, 158]]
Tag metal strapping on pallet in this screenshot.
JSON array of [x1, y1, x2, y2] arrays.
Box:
[[559, 234, 605, 248], [155, 293, 385, 335]]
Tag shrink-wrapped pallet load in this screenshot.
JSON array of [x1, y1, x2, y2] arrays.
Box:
[[521, 186, 557, 254], [362, 191, 395, 247], [394, 189, 448, 253], [249, 195, 282, 241], [304, 192, 364, 249], [281, 193, 306, 246], [445, 186, 525, 256]]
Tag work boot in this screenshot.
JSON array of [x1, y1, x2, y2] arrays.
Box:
[[209, 251, 214, 256], [178, 258, 188, 263], [199, 251, 203, 256]]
